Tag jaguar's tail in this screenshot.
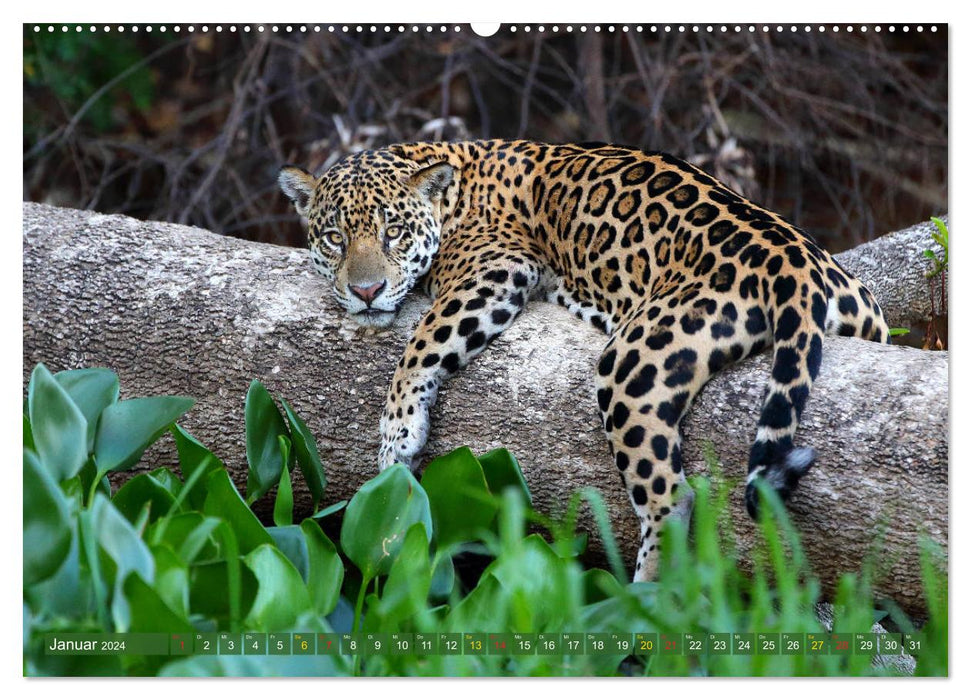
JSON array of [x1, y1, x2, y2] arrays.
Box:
[[744, 265, 888, 519]]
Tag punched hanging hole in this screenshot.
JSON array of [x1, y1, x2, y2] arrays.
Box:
[[470, 23, 501, 37]]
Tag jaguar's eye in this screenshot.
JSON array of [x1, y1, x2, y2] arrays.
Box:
[[322, 230, 344, 248], [385, 224, 405, 241]]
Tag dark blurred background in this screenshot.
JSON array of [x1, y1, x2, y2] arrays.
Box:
[[23, 24, 947, 253]]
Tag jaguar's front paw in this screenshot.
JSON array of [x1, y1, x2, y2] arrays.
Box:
[[378, 403, 430, 472], [378, 441, 418, 471]]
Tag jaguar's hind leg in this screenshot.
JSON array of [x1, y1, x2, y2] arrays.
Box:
[[597, 290, 771, 581]]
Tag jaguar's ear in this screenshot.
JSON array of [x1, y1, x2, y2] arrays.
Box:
[[278, 165, 316, 218], [408, 162, 455, 203]]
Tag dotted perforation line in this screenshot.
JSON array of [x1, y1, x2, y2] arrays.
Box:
[[31, 24, 466, 34], [31, 24, 941, 35], [503, 24, 939, 34]]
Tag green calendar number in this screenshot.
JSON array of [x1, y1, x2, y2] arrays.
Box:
[[363, 634, 388, 655], [488, 633, 510, 655], [537, 633, 561, 656], [316, 633, 340, 655], [781, 633, 804, 656], [465, 633, 487, 655], [218, 633, 242, 655], [903, 633, 925, 655], [169, 633, 192, 656], [194, 633, 217, 656], [660, 633, 683, 656], [878, 634, 902, 655], [585, 633, 612, 656], [561, 633, 584, 655], [439, 633, 462, 656], [757, 633, 780, 655], [634, 633, 658, 656], [708, 633, 731, 656], [268, 633, 290, 655], [733, 633, 755, 655], [414, 633, 437, 655], [511, 633, 537, 655], [610, 633, 632, 654], [292, 633, 314, 655], [830, 633, 852, 656], [243, 633, 266, 655], [340, 634, 365, 655], [684, 633, 706, 656], [389, 633, 415, 655], [854, 633, 877, 655], [805, 632, 828, 655]]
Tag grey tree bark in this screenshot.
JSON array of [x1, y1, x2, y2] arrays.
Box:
[[22, 203, 948, 617]]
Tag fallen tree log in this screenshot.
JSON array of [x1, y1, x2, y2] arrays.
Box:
[[22, 203, 948, 617], [833, 215, 948, 342]]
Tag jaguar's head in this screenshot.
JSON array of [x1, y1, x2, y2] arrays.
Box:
[[279, 149, 454, 328]]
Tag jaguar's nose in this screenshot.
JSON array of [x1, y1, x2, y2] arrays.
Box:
[[348, 280, 387, 305]]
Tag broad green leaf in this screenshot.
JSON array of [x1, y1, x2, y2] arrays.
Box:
[[146, 512, 220, 564], [326, 596, 356, 635], [172, 425, 223, 510], [61, 474, 85, 504], [421, 447, 497, 548], [487, 534, 578, 630], [447, 572, 504, 632], [85, 494, 155, 631], [311, 500, 348, 519], [123, 572, 193, 633], [242, 544, 313, 630], [581, 568, 625, 605], [211, 520, 245, 628], [202, 471, 273, 554], [281, 399, 327, 508], [340, 465, 432, 580], [88, 495, 155, 585], [188, 559, 257, 624], [273, 444, 293, 527], [176, 516, 222, 564], [430, 550, 456, 600], [267, 525, 309, 581], [301, 519, 344, 616], [111, 473, 177, 525], [54, 367, 119, 451], [27, 363, 88, 481], [77, 457, 110, 502], [244, 380, 290, 503], [76, 507, 110, 630], [23, 412, 34, 452], [149, 543, 190, 617], [149, 467, 183, 497], [25, 530, 95, 619], [23, 449, 73, 584], [479, 447, 532, 505], [94, 396, 194, 472], [374, 522, 432, 626]]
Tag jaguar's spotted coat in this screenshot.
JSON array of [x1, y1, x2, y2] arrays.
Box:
[[279, 139, 889, 581]]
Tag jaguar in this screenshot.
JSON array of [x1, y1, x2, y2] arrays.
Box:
[[279, 139, 889, 580]]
